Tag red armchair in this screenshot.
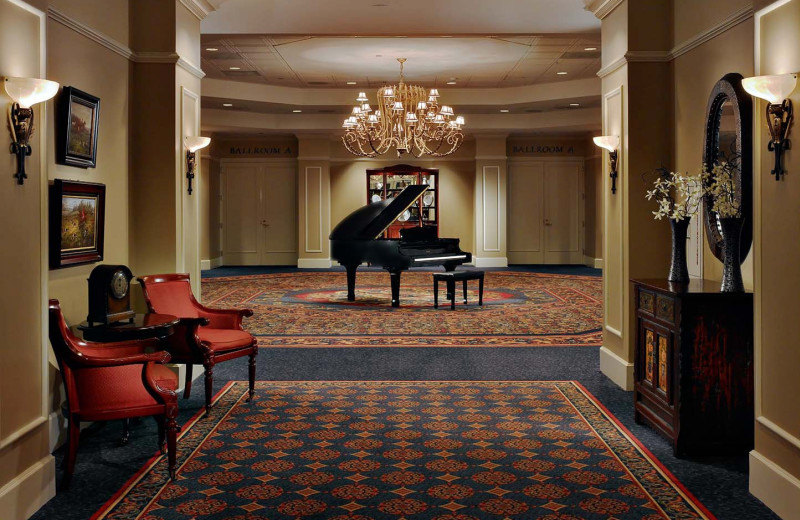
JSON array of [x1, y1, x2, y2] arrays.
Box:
[[48, 300, 179, 487], [137, 274, 257, 414]]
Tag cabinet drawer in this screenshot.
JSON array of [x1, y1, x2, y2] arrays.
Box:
[[638, 290, 655, 314], [656, 295, 675, 323]]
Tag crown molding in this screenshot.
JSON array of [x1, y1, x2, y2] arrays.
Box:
[[586, 0, 625, 20], [47, 6, 134, 60], [178, 0, 216, 20], [670, 5, 753, 59], [178, 57, 207, 79], [133, 51, 180, 64], [597, 55, 627, 78]]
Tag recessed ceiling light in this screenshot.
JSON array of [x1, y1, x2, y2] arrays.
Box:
[[347, 81, 357, 85], [570, 103, 580, 106], [292, 109, 302, 113], [584, 47, 597, 51], [557, 71, 568, 75], [206, 47, 218, 51], [441, 35, 453, 38], [447, 81, 457, 85], [500, 109, 510, 113], [223, 103, 233, 107], [229, 66, 241, 70], [375, 54, 383, 58]]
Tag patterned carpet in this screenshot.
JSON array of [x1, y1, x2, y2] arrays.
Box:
[[201, 271, 602, 347], [94, 381, 713, 520]]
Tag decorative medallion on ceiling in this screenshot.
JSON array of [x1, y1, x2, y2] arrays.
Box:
[[342, 58, 464, 157]]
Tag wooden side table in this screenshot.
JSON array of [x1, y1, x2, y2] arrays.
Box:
[[433, 271, 484, 310]]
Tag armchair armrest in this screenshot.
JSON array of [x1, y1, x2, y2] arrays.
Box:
[[67, 341, 172, 368], [198, 306, 253, 329]]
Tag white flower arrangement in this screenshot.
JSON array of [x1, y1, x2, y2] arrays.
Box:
[[645, 168, 707, 221], [704, 162, 741, 218]]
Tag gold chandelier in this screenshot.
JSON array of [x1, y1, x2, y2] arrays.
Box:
[[342, 58, 465, 158]]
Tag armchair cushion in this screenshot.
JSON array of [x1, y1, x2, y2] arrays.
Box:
[[75, 364, 178, 414], [197, 328, 255, 351]]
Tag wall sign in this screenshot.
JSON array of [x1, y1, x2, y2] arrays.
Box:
[[507, 139, 585, 157], [216, 138, 298, 159]]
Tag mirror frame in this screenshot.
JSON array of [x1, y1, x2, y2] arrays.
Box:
[[702, 72, 753, 263]]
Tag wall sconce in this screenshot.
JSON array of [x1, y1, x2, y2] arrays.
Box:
[[4, 77, 59, 185], [594, 135, 620, 194], [183, 136, 210, 195], [742, 73, 796, 180]]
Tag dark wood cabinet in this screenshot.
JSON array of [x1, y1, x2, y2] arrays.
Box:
[[367, 164, 438, 238], [632, 279, 753, 456]]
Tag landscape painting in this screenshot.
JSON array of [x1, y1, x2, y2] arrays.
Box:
[[61, 195, 97, 251], [57, 87, 100, 168], [50, 180, 105, 269]]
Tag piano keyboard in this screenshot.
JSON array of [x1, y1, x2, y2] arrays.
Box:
[[413, 254, 468, 262]]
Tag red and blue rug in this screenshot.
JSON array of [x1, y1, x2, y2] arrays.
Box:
[[201, 271, 602, 347], [94, 381, 713, 519]]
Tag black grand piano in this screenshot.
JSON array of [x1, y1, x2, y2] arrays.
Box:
[[330, 184, 472, 307]]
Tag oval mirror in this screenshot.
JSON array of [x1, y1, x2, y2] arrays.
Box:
[[702, 73, 753, 263]]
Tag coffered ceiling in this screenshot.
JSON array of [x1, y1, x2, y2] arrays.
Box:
[[200, 35, 601, 88]]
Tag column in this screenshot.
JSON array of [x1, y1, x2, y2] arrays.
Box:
[[297, 136, 332, 268], [473, 135, 509, 267]]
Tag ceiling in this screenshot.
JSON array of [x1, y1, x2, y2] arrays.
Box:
[[201, 0, 600, 36], [200, 35, 601, 88]]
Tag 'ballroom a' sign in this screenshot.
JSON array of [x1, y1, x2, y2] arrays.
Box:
[[507, 138, 585, 157]]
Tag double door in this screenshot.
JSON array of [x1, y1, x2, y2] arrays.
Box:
[[222, 161, 298, 266], [507, 160, 584, 264]]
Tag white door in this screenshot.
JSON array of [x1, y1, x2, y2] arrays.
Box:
[[508, 162, 545, 264], [222, 162, 298, 266], [543, 162, 583, 264], [508, 160, 583, 265]]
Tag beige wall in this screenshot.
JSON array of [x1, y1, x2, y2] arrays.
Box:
[[750, 1, 800, 516], [673, 14, 755, 289], [0, 1, 55, 517]]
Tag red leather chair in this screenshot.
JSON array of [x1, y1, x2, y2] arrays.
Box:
[[137, 274, 257, 414], [48, 300, 179, 487]]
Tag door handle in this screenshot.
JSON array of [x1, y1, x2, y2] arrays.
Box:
[[544, 219, 552, 226], [261, 220, 269, 227]]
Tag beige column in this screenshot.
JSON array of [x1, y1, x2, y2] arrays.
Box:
[[297, 136, 332, 268], [129, 0, 205, 298], [594, 0, 673, 390], [473, 136, 509, 267]]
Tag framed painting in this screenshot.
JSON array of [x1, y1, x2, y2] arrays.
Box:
[[57, 86, 100, 168], [49, 180, 105, 269]]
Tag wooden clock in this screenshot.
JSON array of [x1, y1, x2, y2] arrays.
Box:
[[87, 264, 136, 325]]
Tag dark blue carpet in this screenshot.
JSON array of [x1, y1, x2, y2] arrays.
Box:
[[30, 267, 776, 520]]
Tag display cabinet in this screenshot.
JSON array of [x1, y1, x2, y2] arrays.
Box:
[[367, 164, 438, 239], [631, 278, 754, 456]]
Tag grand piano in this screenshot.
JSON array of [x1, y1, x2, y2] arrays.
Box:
[[330, 184, 472, 307]]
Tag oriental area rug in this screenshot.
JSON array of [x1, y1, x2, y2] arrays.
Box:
[[94, 381, 713, 520], [200, 271, 602, 347]]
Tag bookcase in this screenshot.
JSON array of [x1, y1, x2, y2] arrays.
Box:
[[366, 164, 439, 239]]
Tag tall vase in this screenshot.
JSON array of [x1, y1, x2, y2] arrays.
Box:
[[719, 217, 745, 292], [668, 218, 691, 283]]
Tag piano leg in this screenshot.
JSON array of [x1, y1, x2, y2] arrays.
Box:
[[389, 270, 401, 307], [345, 264, 357, 301], [443, 262, 457, 272]]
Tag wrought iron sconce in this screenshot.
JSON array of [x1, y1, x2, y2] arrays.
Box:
[[742, 73, 796, 180], [183, 136, 210, 195], [4, 77, 59, 184], [593, 135, 620, 194]]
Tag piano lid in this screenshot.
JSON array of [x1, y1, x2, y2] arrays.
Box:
[[330, 184, 429, 240]]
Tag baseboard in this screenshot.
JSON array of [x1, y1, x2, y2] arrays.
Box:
[[298, 258, 333, 269], [0, 454, 55, 520], [583, 255, 603, 269], [599, 346, 634, 390], [473, 257, 508, 268], [750, 450, 800, 520], [200, 257, 222, 270]]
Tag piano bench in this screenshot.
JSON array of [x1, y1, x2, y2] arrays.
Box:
[[433, 271, 484, 310]]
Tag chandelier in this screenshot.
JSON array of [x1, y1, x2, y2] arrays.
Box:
[[342, 58, 465, 158]]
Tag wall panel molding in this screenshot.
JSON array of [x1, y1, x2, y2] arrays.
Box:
[[481, 165, 501, 252], [758, 416, 800, 451], [304, 166, 323, 253]]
